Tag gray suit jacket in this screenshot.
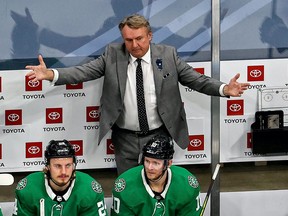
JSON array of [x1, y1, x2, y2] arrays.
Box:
[[56, 43, 225, 149]]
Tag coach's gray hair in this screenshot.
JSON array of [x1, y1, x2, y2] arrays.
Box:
[[118, 14, 151, 32]]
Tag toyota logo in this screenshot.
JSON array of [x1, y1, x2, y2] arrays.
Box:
[[72, 144, 80, 153], [28, 80, 40, 88], [109, 143, 114, 151], [28, 146, 40, 154], [229, 104, 242, 112], [89, 110, 99, 119], [249, 69, 262, 78], [190, 139, 202, 147], [8, 113, 20, 122], [48, 112, 60, 120]]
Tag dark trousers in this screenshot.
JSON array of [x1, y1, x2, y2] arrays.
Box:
[[111, 125, 170, 175]]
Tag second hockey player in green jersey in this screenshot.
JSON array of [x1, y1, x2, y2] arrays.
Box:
[[111, 135, 202, 216]]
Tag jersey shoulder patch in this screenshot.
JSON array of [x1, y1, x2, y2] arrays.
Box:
[[188, 175, 199, 188], [91, 180, 103, 193], [16, 178, 27, 190], [114, 178, 126, 192]]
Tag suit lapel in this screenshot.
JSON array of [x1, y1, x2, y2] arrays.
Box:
[[116, 46, 130, 101], [151, 44, 164, 97]]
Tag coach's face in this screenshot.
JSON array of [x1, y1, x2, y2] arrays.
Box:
[[121, 25, 152, 58]]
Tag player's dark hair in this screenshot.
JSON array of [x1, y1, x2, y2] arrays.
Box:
[[44, 139, 76, 166]]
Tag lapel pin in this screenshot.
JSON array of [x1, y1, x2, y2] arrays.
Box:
[[156, 58, 163, 70]]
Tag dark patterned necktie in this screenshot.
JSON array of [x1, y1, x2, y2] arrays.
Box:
[[136, 58, 149, 133]]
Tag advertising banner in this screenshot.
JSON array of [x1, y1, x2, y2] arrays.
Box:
[[0, 62, 212, 172]]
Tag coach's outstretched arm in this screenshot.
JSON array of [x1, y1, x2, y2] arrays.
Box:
[[26, 55, 54, 82]]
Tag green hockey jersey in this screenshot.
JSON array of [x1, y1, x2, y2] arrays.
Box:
[[111, 165, 202, 216], [13, 171, 107, 216]]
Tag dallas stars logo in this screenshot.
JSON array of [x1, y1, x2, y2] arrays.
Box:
[[188, 175, 199, 188], [114, 178, 126, 192], [16, 178, 27, 190], [91, 181, 103, 193]]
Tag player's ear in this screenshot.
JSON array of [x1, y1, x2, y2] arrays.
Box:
[[167, 160, 172, 167], [43, 166, 49, 173]]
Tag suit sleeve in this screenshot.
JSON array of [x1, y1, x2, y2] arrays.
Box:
[[170, 47, 224, 96], [55, 44, 110, 85]]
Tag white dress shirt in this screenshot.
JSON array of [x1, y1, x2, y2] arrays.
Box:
[[115, 48, 163, 131]]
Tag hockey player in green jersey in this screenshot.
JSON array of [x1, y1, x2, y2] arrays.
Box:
[[111, 135, 202, 216], [12, 139, 107, 216]]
